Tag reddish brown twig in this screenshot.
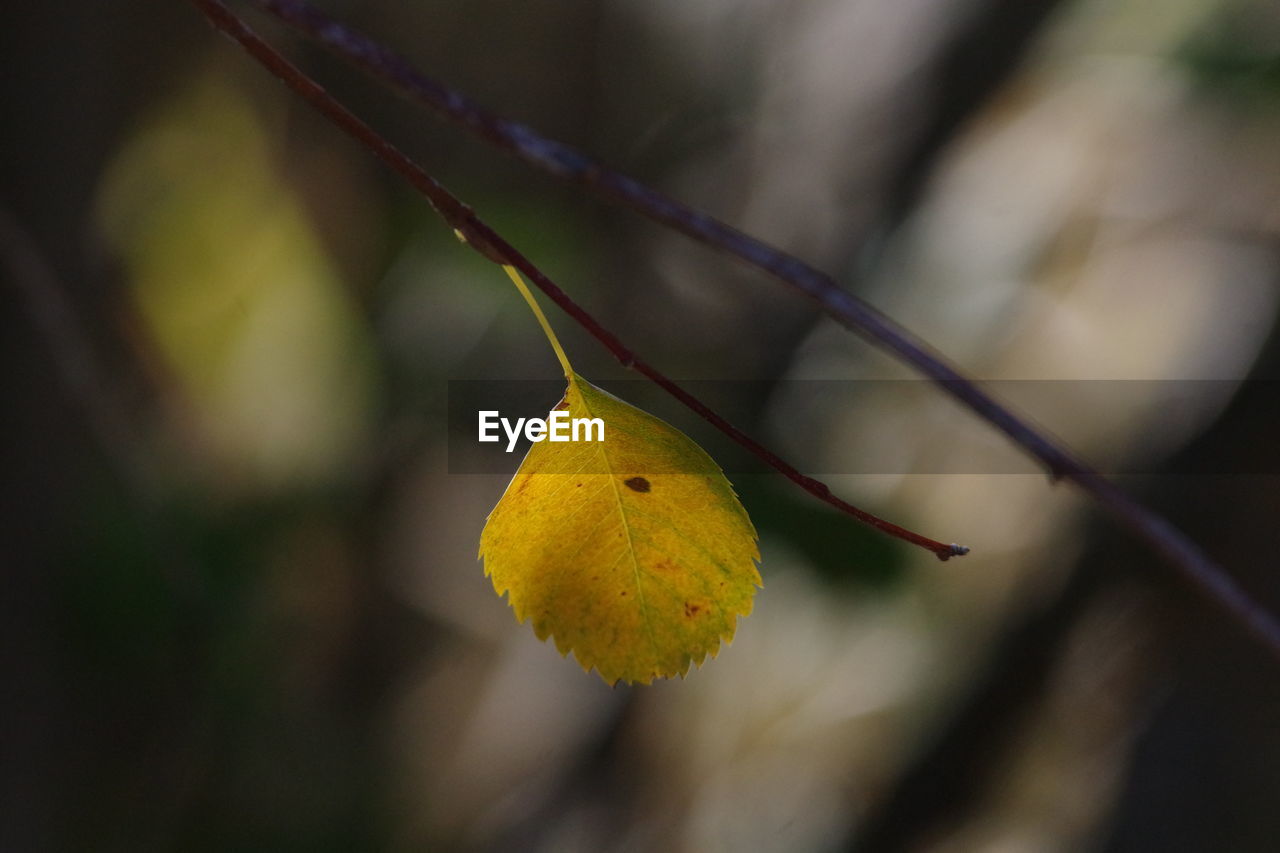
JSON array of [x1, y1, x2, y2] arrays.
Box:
[[189, 0, 966, 561], [194, 0, 1280, 658]]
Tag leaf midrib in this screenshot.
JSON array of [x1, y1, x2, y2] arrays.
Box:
[[573, 375, 660, 673]]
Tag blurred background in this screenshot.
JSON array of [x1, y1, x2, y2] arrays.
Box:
[[4, 0, 1280, 850]]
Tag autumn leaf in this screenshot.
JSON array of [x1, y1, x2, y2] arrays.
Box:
[[477, 265, 760, 685]]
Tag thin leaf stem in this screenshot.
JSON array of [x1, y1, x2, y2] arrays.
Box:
[[500, 263, 574, 378]]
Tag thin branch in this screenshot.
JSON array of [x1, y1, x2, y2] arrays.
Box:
[[196, 0, 1280, 659], [247, 0, 1080, 482], [189, 0, 966, 562], [229, 0, 1280, 662]]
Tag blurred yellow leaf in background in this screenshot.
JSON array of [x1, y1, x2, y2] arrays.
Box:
[[480, 373, 760, 685], [96, 74, 375, 492]]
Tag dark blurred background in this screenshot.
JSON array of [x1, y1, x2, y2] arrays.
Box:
[[4, 1, 1280, 850]]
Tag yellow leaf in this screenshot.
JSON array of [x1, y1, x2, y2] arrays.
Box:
[[479, 373, 761, 685]]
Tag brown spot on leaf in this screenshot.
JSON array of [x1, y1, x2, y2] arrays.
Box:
[[684, 602, 702, 618], [620, 591, 628, 597], [624, 477, 651, 493]]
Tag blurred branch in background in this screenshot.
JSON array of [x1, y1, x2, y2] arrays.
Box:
[[0, 207, 155, 503], [214, 0, 1280, 659]]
